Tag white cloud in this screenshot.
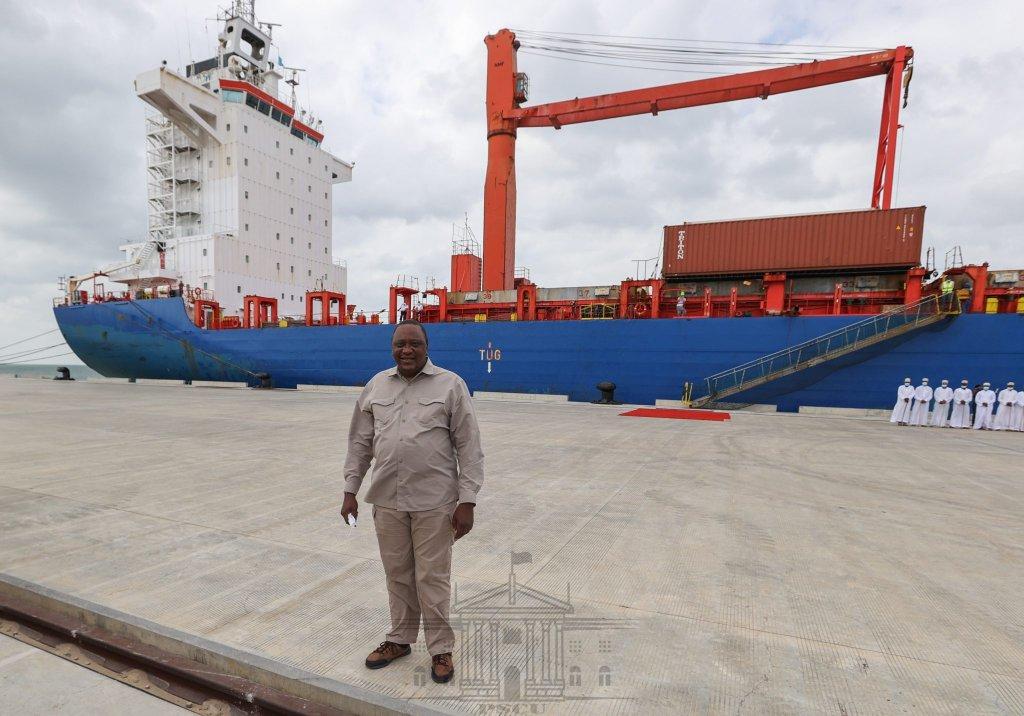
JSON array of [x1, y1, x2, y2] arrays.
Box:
[[2, 0, 1021, 361]]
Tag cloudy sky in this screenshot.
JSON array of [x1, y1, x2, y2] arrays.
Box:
[[1, 0, 1021, 364]]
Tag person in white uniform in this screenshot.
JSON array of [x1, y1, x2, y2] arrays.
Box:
[[909, 378, 933, 426], [1013, 387, 1024, 432], [890, 378, 915, 425], [993, 382, 1017, 431], [931, 380, 953, 427], [950, 380, 973, 429], [973, 382, 996, 430]]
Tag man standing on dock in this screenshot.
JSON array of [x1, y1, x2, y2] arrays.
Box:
[[890, 378, 915, 426], [950, 380, 973, 429], [341, 319, 484, 685], [1014, 387, 1024, 432], [909, 378, 933, 426], [993, 382, 1017, 431], [931, 380, 953, 427], [973, 382, 996, 430]]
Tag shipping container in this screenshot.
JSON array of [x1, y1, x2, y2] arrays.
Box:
[[663, 206, 925, 278]]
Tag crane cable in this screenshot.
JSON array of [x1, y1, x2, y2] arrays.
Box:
[[0, 351, 76, 366], [512, 29, 889, 74], [0, 328, 59, 351], [0, 341, 69, 362]]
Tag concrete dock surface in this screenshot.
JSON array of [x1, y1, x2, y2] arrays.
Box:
[[0, 378, 1022, 714]]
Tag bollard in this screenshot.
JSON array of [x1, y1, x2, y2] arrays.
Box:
[[53, 367, 75, 381], [592, 381, 621, 405]]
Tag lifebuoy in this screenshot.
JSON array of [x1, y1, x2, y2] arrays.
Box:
[[192, 287, 203, 299], [635, 302, 649, 316]]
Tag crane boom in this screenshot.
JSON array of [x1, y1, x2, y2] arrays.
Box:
[[482, 29, 913, 291]]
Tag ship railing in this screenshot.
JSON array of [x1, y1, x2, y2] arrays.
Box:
[[702, 293, 959, 400]]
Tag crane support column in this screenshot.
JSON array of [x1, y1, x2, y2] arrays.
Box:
[[871, 47, 908, 209], [482, 30, 519, 291]]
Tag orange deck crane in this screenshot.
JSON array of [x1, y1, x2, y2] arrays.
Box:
[[482, 29, 913, 291]]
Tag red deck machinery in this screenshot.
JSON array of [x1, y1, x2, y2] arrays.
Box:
[[305, 290, 347, 326], [242, 295, 278, 328]]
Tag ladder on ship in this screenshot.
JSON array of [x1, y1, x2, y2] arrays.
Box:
[[690, 294, 960, 408]]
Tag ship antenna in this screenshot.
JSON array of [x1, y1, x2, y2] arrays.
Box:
[[284, 67, 305, 109]]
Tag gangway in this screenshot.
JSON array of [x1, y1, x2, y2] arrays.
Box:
[[690, 294, 959, 408]]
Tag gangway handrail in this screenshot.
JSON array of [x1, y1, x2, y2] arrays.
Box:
[[700, 293, 958, 401]]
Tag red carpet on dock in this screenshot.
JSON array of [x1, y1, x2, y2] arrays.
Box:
[[620, 407, 731, 421]]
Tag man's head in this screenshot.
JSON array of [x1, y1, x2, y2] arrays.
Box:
[[961, 379, 969, 386], [941, 380, 948, 387], [983, 382, 991, 389], [904, 378, 912, 385], [1009, 381, 1016, 388], [392, 320, 429, 378], [922, 378, 929, 385]]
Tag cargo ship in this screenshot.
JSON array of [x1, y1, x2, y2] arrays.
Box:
[[54, 3, 1024, 411]]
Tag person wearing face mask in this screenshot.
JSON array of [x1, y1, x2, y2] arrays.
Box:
[[949, 380, 973, 429], [993, 382, 1018, 431], [930, 379, 953, 427], [973, 382, 996, 430], [909, 378, 933, 427], [890, 378, 915, 426]]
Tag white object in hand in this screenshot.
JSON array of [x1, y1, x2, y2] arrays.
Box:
[[346, 514, 357, 528]]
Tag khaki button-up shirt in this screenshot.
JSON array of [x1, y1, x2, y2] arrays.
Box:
[[343, 359, 484, 511]]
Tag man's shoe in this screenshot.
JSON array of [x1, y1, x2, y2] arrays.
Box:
[[365, 641, 411, 669], [431, 653, 455, 683]]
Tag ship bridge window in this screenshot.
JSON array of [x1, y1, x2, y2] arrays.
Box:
[[222, 89, 244, 103], [271, 108, 283, 123], [245, 93, 259, 109], [290, 128, 304, 141], [306, 136, 319, 148], [257, 100, 271, 116], [278, 113, 292, 127]]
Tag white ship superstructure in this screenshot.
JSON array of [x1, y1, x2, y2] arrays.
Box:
[[74, 1, 352, 318]]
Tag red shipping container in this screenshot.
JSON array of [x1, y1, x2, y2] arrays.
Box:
[[663, 206, 925, 277]]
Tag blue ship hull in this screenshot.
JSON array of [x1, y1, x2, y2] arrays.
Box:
[[54, 298, 1023, 411]]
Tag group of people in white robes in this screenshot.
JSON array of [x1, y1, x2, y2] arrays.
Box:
[[891, 378, 1024, 430]]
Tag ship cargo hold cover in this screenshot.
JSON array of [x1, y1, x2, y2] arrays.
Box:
[[663, 206, 925, 277]]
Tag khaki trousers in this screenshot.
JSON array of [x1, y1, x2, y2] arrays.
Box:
[[373, 501, 457, 655]]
